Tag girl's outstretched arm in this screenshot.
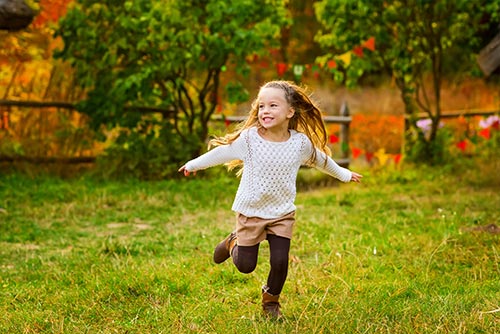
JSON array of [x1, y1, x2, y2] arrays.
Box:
[[177, 133, 246, 177]]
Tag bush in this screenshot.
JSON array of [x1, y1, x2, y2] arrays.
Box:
[[94, 121, 201, 180]]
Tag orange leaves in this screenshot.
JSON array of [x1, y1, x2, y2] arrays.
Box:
[[350, 114, 405, 154], [31, 0, 73, 28]]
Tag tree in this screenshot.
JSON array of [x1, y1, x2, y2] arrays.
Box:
[[315, 0, 500, 163], [55, 0, 288, 177]]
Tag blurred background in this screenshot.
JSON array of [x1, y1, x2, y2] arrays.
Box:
[[1, 0, 499, 179]]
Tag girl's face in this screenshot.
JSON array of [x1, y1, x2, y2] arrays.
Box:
[[257, 87, 295, 131]]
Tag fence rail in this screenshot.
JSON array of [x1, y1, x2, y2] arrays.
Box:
[[2, 99, 496, 167], [406, 109, 499, 120], [0, 100, 352, 167]]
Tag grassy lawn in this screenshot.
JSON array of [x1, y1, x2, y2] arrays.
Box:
[[1, 158, 499, 333]]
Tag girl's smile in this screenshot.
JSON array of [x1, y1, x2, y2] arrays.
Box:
[[257, 87, 295, 138]]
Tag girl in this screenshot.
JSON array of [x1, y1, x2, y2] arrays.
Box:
[[179, 80, 362, 318]]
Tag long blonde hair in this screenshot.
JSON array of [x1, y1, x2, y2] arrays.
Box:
[[209, 80, 331, 171]]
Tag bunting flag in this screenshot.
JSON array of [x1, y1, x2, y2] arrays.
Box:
[[362, 36, 376, 51], [293, 64, 305, 79], [478, 128, 491, 140], [352, 46, 364, 58], [327, 59, 337, 70], [329, 134, 339, 144], [247, 36, 375, 79], [456, 140, 467, 152], [341, 141, 349, 153], [352, 147, 362, 159], [337, 52, 352, 67], [348, 145, 406, 166], [276, 62, 287, 77], [374, 148, 390, 166]]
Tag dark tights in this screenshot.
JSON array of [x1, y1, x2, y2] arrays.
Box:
[[232, 234, 290, 296]]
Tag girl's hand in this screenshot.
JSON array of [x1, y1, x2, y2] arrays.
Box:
[[350, 171, 363, 183], [178, 165, 196, 177]]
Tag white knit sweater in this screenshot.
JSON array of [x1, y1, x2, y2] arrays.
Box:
[[185, 127, 352, 218]]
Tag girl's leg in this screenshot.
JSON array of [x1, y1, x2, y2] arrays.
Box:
[[266, 234, 291, 295], [232, 243, 260, 274]]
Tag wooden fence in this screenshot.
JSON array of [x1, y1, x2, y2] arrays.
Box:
[[2, 98, 497, 167], [0, 100, 352, 166]]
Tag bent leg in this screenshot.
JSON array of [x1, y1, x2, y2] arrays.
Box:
[[232, 243, 260, 274], [266, 234, 291, 295]]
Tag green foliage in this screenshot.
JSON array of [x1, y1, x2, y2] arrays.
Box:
[[94, 121, 198, 180], [55, 0, 288, 177], [405, 124, 454, 164], [315, 0, 500, 163]]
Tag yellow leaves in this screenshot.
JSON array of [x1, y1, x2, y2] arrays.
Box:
[[24, 0, 41, 11]]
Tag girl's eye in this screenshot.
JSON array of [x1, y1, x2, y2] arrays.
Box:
[[271, 104, 277, 108]]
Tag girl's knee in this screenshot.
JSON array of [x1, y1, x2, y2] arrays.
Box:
[[235, 260, 257, 274]]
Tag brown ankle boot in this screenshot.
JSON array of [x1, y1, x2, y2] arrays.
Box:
[[262, 286, 282, 318], [213, 232, 237, 264]]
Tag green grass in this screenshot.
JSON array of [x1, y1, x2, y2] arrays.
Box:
[[1, 159, 499, 333]]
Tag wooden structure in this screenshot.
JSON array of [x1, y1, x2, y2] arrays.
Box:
[[0, 100, 353, 167], [478, 31, 500, 77]]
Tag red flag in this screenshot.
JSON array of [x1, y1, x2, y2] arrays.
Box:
[[363, 37, 376, 51], [327, 60, 337, 69], [352, 147, 362, 159], [478, 128, 491, 140], [353, 46, 364, 58], [456, 140, 467, 152], [329, 134, 339, 144], [276, 63, 287, 76]]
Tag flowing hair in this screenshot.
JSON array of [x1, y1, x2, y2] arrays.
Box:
[[209, 80, 331, 172]]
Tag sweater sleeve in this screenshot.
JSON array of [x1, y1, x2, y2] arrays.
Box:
[[301, 136, 352, 183], [184, 133, 246, 172], [313, 149, 352, 183]]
